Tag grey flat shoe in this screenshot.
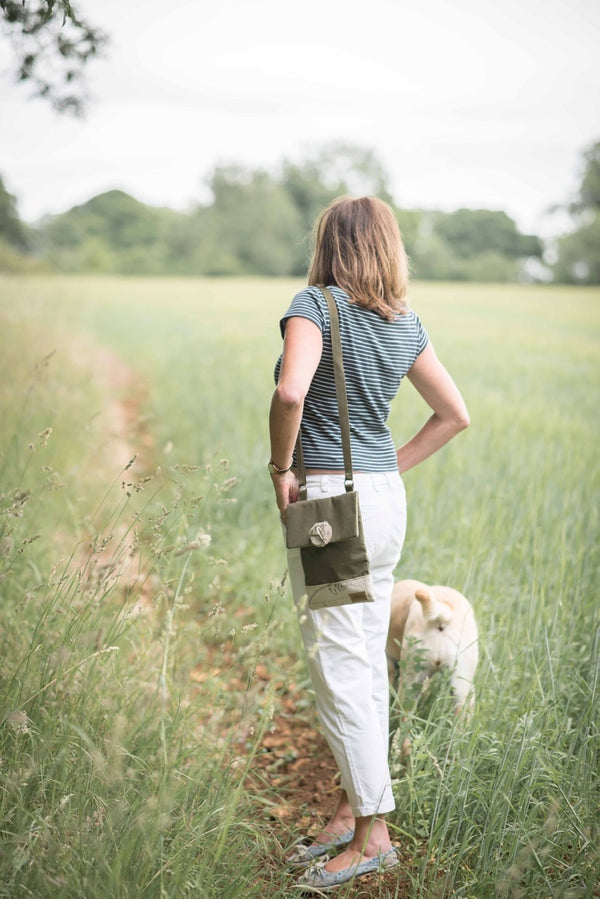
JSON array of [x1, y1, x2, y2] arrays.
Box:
[[295, 846, 399, 891], [285, 830, 354, 869]]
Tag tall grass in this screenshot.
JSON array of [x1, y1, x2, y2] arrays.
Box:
[[1, 275, 599, 897], [0, 279, 289, 898]]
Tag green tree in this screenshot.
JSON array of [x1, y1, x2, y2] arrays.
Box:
[[392, 207, 421, 262], [39, 189, 191, 273], [160, 208, 212, 275], [0, 174, 30, 250], [301, 143, 393, 204], [407, 209, 537, 281], [29, 146, 547, 282], [553, 216, 600, 285], [41, 190, 162, 251], [200, 166, 304, 276], [0, 0, 107, 115], [281, 143, 396, 272], [433, 208, 542, 260], [279, 158, 343, 273], [571, 141, 600, 213], [410, 226, 461, 281], [554, 140, 600, 284]]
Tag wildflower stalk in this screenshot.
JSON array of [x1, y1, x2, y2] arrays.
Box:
[[159, 549, 192, 768]]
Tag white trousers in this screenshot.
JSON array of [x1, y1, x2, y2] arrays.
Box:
[[286, 471, 407, 817]]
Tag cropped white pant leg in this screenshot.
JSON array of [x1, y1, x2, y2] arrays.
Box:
[[286, 471, 407, 817]]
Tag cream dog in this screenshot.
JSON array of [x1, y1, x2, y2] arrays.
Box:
[[386, 579, 479, 713]]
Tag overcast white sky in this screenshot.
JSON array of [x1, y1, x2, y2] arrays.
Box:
[[1, 0, 599, 236]]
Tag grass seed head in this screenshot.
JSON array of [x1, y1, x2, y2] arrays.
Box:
[[7, 710, 32, 734]]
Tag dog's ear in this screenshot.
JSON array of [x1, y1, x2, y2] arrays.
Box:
[[416, 588, 453, 628], [414, 587, 433, 617]]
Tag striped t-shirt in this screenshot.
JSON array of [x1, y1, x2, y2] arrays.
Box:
[[274, 285, 429, 471]]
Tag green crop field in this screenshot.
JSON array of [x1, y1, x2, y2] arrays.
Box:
[[1, 274, 598, 897]]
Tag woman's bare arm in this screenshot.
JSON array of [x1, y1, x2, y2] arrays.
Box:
[[269, 316, 322, 516], [396, 342, 470, 474]]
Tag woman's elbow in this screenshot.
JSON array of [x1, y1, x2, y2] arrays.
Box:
[[453, 407, 470, 433], [441, 402, 470, 436], [273, 382, 306, 411]]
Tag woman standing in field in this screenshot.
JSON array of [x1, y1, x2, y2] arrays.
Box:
[[268, 196, 469, 891]]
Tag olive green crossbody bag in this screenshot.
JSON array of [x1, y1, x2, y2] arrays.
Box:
[[285, 287, 375, 610]]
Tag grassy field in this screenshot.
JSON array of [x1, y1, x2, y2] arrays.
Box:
[[0, 274, 599, 897]]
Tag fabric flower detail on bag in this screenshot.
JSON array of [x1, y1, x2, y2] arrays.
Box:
[[308, 520, 333, 547]]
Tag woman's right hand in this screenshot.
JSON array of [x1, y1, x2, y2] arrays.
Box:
[[270, 470, 300, 522]]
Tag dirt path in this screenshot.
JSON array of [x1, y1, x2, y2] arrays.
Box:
[[243, 672, 415, 897], [97, 347, 416, 897], [94, 346, 153, 473], [73, 345, 156, 613]]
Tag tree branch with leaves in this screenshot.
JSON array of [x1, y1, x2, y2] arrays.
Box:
[[1, 0, 108, 115]]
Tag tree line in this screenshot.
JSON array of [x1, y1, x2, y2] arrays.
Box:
[[1, 5, 598, 285], [1, 141, 598, 284]]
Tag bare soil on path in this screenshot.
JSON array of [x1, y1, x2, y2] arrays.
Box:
[[245, 676, 416, 897]]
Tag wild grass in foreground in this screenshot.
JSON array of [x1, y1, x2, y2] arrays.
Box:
[[1, 275, 599, 898], [0, 302, 288, 898], [0, 422, 289, 898]]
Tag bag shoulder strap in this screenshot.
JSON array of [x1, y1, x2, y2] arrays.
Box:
[[295, 286, 354, 496]]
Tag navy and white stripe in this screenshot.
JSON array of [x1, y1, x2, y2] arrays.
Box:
[[274, 285, 429, 472]]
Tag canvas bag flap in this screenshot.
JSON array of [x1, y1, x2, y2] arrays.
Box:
[[285, 489, 359, 549]]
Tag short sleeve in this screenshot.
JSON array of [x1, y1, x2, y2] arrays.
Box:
[[279, 287, 327, 337], [413, 312, 429, 356]]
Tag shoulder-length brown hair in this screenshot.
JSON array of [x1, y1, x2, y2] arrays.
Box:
[[308, 196, 410, 320]]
